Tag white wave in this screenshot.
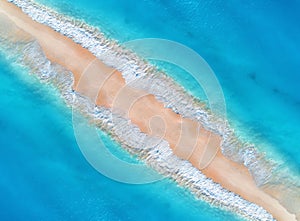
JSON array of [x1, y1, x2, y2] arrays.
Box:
[[10, 0, 280, 190], [2, 0, 281, 220]]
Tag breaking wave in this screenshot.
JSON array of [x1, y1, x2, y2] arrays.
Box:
[[8, 0, 276, 186], [3, 0, 300, 219], [0, 37, 274, 220]]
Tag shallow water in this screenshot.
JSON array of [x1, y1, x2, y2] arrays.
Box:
[[34, 0, 300, 171], [1, 0, 300, 220], [0, 53, 241, 220]]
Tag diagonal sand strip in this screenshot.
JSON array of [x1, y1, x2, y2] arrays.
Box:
[[0, 1, 297, 220]]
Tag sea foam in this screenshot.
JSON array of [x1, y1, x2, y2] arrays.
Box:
[[2, 0, 283, 220], [8, 0, 277, 187]]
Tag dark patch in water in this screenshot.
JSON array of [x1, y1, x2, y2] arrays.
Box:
[[187, 31, 195, 38], [272, 88, 279, 93], [124, 18, 130, 24], [248, 72, 256, 81], [293, 100, 300, 108]]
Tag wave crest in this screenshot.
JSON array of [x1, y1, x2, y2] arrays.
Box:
[[4, 0, 300, 219]]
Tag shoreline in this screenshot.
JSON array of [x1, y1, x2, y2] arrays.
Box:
[[0, 0, 298, 220]]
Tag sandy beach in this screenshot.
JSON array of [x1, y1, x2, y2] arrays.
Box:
[[0, 1, 298, 220]]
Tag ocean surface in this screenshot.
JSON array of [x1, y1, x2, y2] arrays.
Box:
[[0, 54, 241, 221], [1, 0, 300, 220], [34, 0, 300, 170]]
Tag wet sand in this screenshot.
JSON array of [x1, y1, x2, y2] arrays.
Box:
[[0, 1, 297, 220]]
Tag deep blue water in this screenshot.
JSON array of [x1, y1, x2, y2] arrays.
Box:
[[1, 0, 300, 220]]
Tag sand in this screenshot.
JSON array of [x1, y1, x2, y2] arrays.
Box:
[[0, 1, 298, 220]]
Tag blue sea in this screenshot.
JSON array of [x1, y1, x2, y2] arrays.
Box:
[[1, 0, 300, 220]]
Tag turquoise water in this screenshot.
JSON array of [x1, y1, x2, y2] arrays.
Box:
[[1, 0, 300, 220], [0, 54, 240, 220], [35, 0, 300, 170]]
